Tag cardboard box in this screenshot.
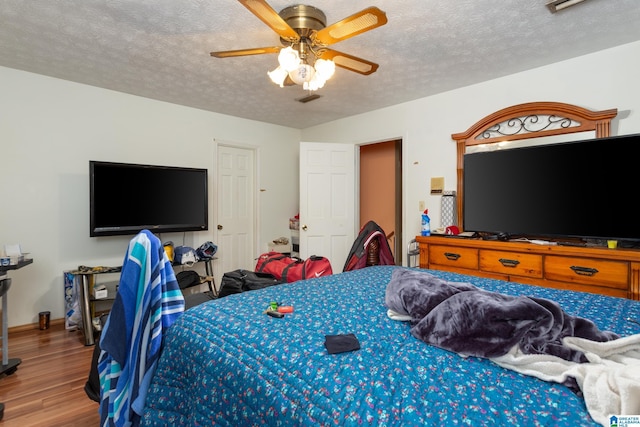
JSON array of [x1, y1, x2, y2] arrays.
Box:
[[268, 242, 291, 253]]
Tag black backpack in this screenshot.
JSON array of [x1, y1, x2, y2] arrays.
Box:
[[176, 270, 201, 290], [218, 269, 283, 298]]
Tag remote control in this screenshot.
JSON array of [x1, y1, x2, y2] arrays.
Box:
[[267, 310, 284, 318]]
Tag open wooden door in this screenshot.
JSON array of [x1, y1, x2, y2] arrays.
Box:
[[299, 142, 356, 271]]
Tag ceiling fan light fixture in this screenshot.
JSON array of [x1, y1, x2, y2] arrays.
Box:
[[271, 55, 335, 91], [213, 3, 387, 91], [268, 66, 288, 87], [288, 63, 315, 85], [278, 46, 301, 72], [303, 75, 326, 91], [314, 58, 335, 81]]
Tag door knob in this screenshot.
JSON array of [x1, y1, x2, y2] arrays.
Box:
[[217, 224, 223, 230], [302, 225, 308, 231]]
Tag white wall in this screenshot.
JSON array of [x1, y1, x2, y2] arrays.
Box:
[[0, 66, 300, 327], [302, 41, 640, 254]]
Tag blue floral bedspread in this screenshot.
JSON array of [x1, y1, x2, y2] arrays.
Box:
[[141, 266, 640, 426]]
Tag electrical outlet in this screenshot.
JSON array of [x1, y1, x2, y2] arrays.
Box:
[[419, 200, 425, 211]]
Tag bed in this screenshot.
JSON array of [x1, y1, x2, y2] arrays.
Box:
[[140, 101, 639, 426], [141, 265, 640, 426]]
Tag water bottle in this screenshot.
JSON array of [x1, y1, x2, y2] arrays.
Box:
[[421, 209, 431, 236]]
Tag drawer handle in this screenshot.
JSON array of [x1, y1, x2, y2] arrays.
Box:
[[444, 252, 461, 261], [498, 258, 520, 268], [570, 266, 599, 276]]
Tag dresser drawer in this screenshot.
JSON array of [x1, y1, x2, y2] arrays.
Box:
[[544, 256, 628, 289], [480, 250, 543, 278], [429, 245, 478, 270]]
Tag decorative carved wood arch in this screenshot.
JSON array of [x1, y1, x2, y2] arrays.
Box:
[[451, 101, 618, 230]]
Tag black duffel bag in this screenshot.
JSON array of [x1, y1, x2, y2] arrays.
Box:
[[218, 269, 283, 298]]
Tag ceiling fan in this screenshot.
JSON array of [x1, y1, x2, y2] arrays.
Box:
[[210, 0, 387, 90]]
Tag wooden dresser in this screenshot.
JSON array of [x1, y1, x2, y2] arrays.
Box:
[[416, 235, 640, 300]]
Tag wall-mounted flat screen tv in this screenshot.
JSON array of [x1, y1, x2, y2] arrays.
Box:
[[463, 132, 640, 244], [90, 161, 208, 237]]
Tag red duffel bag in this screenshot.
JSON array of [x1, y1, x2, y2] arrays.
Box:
[[255, 252, 301, 281], [288, 255, 333, 282], [255, 252, 332, 283]]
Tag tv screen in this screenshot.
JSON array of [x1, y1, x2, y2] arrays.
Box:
[[463, 133, 640, 244], [90, 161, 208, 237]]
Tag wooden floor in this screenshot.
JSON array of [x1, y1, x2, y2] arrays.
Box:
[[0, 321, 100, 427]]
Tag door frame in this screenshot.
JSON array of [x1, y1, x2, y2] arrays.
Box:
[[355, 137, 404, 265]]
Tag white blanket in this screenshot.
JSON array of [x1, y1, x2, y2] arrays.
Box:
[[491, 333, 640, 427]]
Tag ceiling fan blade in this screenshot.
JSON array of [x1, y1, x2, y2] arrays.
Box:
[[319, 49, 379, 75], [210, 47, 281, 58], [313, 7, 387, 46], [238, 0, 300, 42]]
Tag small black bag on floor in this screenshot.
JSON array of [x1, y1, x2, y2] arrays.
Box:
[[176, 270, 201, 290], [218, 269, 283, 298]]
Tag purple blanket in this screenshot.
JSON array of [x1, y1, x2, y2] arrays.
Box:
[[385, 268, 618, 362]]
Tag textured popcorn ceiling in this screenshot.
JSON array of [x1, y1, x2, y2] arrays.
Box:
[[1, 0, 639, 129]]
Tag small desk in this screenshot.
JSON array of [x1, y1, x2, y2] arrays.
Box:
[[0, 258, 33, 376], [70, 265, 122, 346]]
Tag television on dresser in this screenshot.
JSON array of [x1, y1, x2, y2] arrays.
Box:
[[462, 132, 640, 246], [90, 161, 208, 237]]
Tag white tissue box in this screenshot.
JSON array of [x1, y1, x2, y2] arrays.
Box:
[[94, 288, 108, 299]]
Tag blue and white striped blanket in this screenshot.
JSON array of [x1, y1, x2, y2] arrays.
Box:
[[99, 229, 184, 427]]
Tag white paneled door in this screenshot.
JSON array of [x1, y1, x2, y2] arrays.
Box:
[[299, 142, 356, 273], [216, 145, 256, 282]]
